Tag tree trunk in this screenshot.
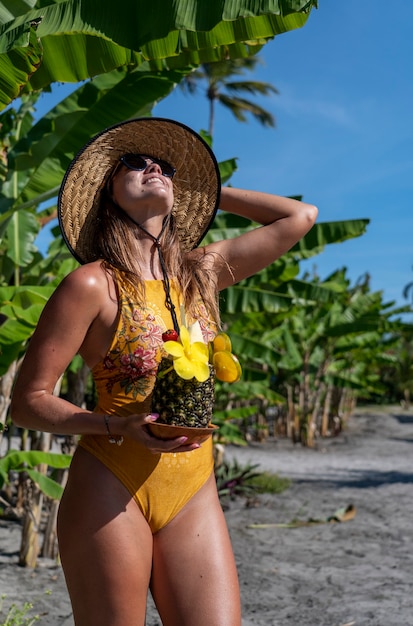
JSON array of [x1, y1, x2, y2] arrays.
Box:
[[0, 359, 19, 450], [66, 360, 90, 408], [18, 478, 43, 567], [42, 470, 68, 560], [19, 431, 52, 567], [18, 377, 63, 567], [320, 383, 333, 437], [40, 368, 83, 560], [311, 380, 325, 438], [42, 434, 76, 560], [286, 384, 297, 442], [340, 388, 356, 424]]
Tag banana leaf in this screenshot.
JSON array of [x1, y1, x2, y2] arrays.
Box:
[[0, 450, 72, 499], [6, 208, 39, 265], [0, 0, 318, 110], [3, 66, 185, 213], [288, 218, 370, 260]]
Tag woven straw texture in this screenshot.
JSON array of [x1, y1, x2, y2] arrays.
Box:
[[58, 118, 220, 263]]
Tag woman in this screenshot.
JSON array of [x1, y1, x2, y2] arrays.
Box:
[[11, 118, 317, 626]]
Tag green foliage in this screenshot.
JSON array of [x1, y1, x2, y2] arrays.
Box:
[[6, 210, 38, 267], [212, 256, 411, 443], [289, 219, 370, 259], [0, 450, 72, 500], [4, 66, 185, 216], [215, 458, 290, 499], [0, 284, 56, 375], [213, 405, 258, 445], [0, 594, 41, 626], [374, 327, 413, 404], [248, 470, 291, 494], [215, 459, 262, 499], [0, 0, 318, 110]]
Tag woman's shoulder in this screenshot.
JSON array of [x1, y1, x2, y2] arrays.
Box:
[[55, 261, 115, 300], [35, 262, 116, 335]]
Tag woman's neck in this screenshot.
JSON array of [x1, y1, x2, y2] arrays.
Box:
[[127, 237, 162, 280]]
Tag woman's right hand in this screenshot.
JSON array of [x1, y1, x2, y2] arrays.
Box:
[[117, 413, 201, 454]]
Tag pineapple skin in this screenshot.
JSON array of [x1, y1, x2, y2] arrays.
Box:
[[151, 359, 215, 427]]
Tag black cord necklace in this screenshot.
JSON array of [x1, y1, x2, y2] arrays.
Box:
[[129, 215, 180, 334]]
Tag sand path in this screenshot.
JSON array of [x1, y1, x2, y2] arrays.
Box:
[[1, 405, 412, 625]]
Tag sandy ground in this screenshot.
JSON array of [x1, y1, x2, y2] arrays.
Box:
[[1, 405, 413, 625]]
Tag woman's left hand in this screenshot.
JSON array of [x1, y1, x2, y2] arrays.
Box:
[[118, 413, 201, 454]]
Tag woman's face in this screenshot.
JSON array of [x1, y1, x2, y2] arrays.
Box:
[[110, 155, 175, 218]]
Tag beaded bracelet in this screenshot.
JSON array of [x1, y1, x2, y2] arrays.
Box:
[[104, 414, 124, 446]]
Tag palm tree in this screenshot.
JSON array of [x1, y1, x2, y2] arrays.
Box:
[[181, 56, 278, 137]]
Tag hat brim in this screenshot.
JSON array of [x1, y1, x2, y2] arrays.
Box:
[[58, 117, 221, 264]]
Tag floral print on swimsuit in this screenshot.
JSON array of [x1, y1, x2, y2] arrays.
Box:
[[91, 277, 217, 411], [102, 299, 162, 399]]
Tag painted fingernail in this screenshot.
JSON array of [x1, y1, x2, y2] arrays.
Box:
[[149, 414, 159, 421], [179, 436, 188, 443]]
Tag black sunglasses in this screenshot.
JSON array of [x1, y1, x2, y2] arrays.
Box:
[[120, 154, 176, 178]]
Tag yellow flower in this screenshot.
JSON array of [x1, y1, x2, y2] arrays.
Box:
[[163, 323, 210, 382]]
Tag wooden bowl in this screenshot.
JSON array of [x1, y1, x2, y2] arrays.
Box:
[[147, 422, 219, 445]]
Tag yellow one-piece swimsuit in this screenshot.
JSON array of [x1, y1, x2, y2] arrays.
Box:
[[79, 270, 217, 533]]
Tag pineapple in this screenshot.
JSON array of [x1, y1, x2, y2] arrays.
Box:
[[151, 358, 215, 427]]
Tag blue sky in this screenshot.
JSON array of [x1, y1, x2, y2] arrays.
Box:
[[34, 1, 413, 312]]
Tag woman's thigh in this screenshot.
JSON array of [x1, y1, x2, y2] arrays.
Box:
[[57, 447, 153, 626], [151, 473, 242, 626]]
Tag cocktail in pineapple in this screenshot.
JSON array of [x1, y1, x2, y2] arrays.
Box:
[[151, 321, 241, 428]]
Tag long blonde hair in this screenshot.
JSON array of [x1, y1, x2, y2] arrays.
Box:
[[92, 189, 222, 327]]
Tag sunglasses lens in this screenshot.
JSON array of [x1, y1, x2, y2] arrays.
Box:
[[121, 154, 175, 178], [122, 154, 147, 170], [155, 159, 175, 178]]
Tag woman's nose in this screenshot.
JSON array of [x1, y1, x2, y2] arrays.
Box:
[[145, 159, 162, 175]]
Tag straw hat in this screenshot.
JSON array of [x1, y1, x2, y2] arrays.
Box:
[[58, 117, 221, 264]]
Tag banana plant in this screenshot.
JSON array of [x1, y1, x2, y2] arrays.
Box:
[[277, 278, 406, 444], [213, 265, 409, 445], [0, 0, 318, 110], [206, 212, 371, 315], [0, 449, 72, 500], [204, 217, 375, 444], [378, 327, 413, 407]]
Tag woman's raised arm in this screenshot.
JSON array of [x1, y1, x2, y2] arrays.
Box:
[[205, 186, 318, 290]]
